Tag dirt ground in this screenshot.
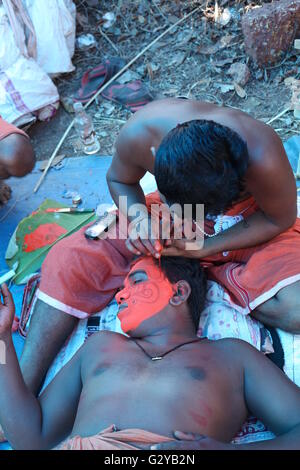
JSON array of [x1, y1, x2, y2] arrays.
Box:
[[28, 0, 299, 162]]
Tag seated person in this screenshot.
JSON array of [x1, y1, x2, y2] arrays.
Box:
[[0, 256, 299, 450], [0, 116, 35, 205]]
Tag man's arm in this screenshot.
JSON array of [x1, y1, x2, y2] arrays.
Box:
[[163, 130, 297, 259], [0, 285, 83, 450], [238, 339, 300, 449], [107, 125, 161, 257]]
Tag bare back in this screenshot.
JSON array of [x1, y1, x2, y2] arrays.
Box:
[[108, 98, 296, 239]]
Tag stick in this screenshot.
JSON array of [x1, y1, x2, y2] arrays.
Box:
[[33, 3, 204, 193], [266, 107, 291, 125], [99, 26, 120, 54]]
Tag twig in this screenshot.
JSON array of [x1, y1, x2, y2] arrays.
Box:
[[98, 26, 120, 55], [34, 3, 204, 193], [94, 117, 126, 124], [266, 107, 291, 125], [152, 0, 168, 21]]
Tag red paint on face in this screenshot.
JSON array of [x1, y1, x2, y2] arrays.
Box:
[[23, 223, 67, 252], [116, 257, 174, 333]]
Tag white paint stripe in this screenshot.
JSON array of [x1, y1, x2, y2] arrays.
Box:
[[36, 289, 89, 319], [249, 274, 300, 311]]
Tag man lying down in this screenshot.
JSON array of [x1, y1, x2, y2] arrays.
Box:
[[0, 256, 299, 450]]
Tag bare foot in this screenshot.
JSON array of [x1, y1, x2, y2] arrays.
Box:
[[0, 424, 7, 443], [0, 181, 12, 206]]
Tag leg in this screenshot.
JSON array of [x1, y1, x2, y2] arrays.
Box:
[[252, 281, 300, 334], [19, 218, 133, 395], [19, 299, 78, 395]]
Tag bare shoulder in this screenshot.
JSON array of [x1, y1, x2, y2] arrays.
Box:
[[81, 331, 128, 358], [115, 114, 154, 162], [209, 337, 261, 362]]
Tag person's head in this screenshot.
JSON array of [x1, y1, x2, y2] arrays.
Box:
[[154, 119, 249, 217], [115, 255, 207, 337]]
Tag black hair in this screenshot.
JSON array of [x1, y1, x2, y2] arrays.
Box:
[[157, 256, 207, 331], [155, 119, 249, 217]]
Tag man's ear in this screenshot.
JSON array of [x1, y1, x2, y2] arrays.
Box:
[[169, 280, 191, 306]]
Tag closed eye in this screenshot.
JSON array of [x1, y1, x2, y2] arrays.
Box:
[[133, 278, 145, 285], [129, 270, 148, 285]]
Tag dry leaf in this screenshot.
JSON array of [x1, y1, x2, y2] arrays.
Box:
[[147, 63, 154, 80], [169, 52, 187, 67], [198, 34, 234, 55], [39, 155, 66, 171], [76, 12, 89, 28], [214, 58, 234, 67], [284, 77, 296, 87], [164, 88, 179, 96], [234, 82, 247, 98], [215, 83, 235, 93]]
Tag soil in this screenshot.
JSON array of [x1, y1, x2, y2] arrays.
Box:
[[27, 0, 299, 162]]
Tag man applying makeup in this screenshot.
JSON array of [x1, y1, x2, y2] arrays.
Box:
[[0, 256, 299, 450]]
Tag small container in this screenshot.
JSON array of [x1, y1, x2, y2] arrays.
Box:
[[72, 194, 82, 206], [73, 101, 101, 155]]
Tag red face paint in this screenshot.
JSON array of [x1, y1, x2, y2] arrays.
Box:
[[116, 257, 174, 333], [23, 223, 67, 252]]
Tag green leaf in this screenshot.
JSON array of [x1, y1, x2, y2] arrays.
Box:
[[5, 199, 96, 285]]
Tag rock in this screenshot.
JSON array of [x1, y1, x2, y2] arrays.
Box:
[[76, 34, 97, 50], [227, 62, 250, 86], [242, 0, 300, 67], [117, 70, 141, 84]]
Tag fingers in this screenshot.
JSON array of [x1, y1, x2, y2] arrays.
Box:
[[174, 431, 205, 441], [161, 240, 186, 257], [125, 238, 142, 256], [0, 182, 12, 205], [150, 432, 206, 450], [11, 316, 19, 333], [0, 283, 14, 311]]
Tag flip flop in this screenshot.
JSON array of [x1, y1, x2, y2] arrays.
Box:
[[74, 57, 126, 103], [101, 80, 154, 112]]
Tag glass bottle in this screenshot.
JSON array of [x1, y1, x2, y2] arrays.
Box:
[[73, 101, 100, 154]]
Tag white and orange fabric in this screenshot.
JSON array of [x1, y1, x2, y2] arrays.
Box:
[[56, 425, 174, 450]]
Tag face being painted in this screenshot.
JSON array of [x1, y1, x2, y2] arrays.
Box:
[[115, 257, 175, 333]]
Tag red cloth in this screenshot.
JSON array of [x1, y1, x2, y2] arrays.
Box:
[[38, 192, 300, 317], [0, 116, 28, 141]]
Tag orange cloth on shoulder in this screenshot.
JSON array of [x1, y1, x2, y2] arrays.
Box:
[[0, 116, 28, 141]]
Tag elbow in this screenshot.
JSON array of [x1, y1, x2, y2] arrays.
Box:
[[106, 166, 118, 190], [7, 138, 35, 177], [282, 209, 298, 231], [267, 209, 297, 235], [106, 167, 112, 186]]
